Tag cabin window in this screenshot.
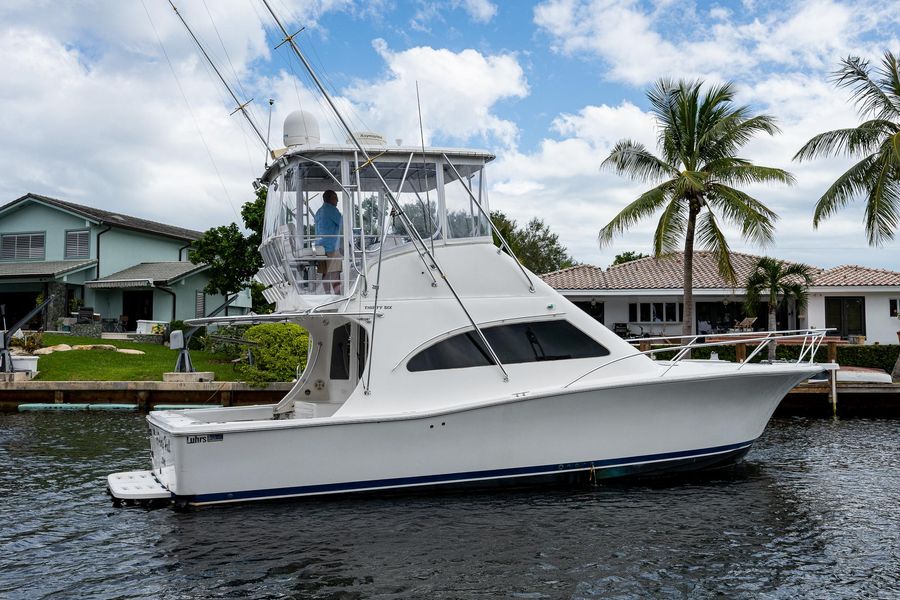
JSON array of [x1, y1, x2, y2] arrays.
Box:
[[443, 162, 490, 239], [407, 320, 609, 372], [65, 230, 89, 259], [1, 232, 45, 260]]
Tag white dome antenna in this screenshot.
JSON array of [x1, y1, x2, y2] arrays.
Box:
[[283, 110, 320, 147]]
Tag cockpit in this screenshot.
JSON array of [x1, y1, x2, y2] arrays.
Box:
[[256, 143, 495, 305]]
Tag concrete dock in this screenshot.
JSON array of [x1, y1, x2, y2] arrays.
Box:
[[1, 379, 898, 416], [0, 381, 292, 412]]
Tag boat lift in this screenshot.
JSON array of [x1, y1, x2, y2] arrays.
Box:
[[0, 295, 55, 373]]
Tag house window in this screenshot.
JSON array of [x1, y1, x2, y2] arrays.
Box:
[[1, 232, 45, 260], [65, 230, 89, 258], [628, 302, 681, 322], [407, 320, 610, 372], [195, 291, 206, 318], [890, 299, 898, 318]]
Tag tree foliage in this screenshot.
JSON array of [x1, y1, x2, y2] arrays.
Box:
[[612, 251, 649, 265], [598, 79, 792, 334], [238, 323, 308, 385], [189, 187, 271, 312], [744, 257, 815, 360], [490, 210, 575, 274], [794, 52, 900, 246]]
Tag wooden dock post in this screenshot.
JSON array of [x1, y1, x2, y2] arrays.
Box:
[[735, 343, 747, 363], [54, 390, 64, 404]]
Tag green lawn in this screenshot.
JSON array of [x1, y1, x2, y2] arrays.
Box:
[[34, 334, 243, 382]]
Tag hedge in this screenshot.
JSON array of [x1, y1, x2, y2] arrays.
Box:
[[237, 323, 309, 385]]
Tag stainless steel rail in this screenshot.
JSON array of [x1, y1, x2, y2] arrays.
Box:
[[565, 328, 833, 389]]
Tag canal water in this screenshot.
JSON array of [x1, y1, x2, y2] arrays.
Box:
[[1, 413, 898, 599]]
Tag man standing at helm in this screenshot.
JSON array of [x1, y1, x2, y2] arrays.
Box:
[[315, 190, 342, 294]]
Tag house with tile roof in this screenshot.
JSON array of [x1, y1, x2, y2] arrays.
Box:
[[0, 193, 250, 330], [541, 252, 900, 345]]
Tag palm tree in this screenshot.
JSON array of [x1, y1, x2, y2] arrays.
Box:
[[744, 257, 815, 361], [600, 79, 793, 336], [794, 52, 900, 246]]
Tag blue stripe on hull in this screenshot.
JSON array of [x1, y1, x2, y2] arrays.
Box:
[[186, 439, 755, 505]]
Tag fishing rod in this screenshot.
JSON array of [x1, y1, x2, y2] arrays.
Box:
[[167, 0, 272, 154], [259, 0, 511, 384]]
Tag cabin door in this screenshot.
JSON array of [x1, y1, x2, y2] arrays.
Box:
[[328, 322, 368, 398]]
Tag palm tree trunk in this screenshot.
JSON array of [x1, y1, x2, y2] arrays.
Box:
[[767, 305, 777, 361], [681, 208, 698, 338]]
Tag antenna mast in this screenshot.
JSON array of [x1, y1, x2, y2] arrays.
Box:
[[260, 0, 510, 384], [167, 0, 272, 154]]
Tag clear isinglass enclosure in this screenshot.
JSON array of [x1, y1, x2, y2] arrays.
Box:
[[258, 149, 493, 300]]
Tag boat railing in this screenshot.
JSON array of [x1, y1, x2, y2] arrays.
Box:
[[564, 328, 834, 389]]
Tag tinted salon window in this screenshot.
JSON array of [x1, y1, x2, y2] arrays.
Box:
[[407, 320, 609, 372]]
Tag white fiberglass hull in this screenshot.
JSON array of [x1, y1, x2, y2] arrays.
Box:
[[133, 365, 816, 506]]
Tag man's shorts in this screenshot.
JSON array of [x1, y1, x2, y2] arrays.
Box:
[[317, 251, 342, 274]]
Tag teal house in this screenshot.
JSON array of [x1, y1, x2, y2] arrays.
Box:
[[0, 193, 250, 330]]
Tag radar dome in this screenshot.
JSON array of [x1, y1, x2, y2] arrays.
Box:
[[283, 110, 320, 147]]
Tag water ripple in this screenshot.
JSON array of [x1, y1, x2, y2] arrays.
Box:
[[1, 413, 898, 599]]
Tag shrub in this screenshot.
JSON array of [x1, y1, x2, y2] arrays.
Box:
[[237, 323, 309, 385], [201, 324, 250, 357]]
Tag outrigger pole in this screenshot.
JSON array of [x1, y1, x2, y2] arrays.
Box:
[[167, 0, 272, 155], [259, 0, 510, 383]]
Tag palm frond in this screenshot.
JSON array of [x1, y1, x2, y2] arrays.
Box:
[[695, 211, 737, 285], [863, 149, 900, 246], [706, 184, 777, 246], [833, 55, 900, 120], [712, 164, 796, 187], [881, 51, 900, 111], [812, 154, 880, 227], [598, 180, 676, 248], [703, 114, 781, 163], [601, 140, 676, 182], [793, 121, 897, 162], [652, 195, 686, 255]]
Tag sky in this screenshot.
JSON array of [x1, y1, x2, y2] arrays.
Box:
[[1, 0, 899, 271]]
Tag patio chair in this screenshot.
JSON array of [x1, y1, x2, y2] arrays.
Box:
[[734, 317, 757, 332], [77, 307, 95, 324], [115, 315, 128, 333]]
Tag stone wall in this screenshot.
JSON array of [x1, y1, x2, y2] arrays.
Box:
[[71, 323, 102, 338], [132, 334, 164, 345]]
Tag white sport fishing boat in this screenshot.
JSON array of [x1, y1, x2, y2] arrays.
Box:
[[107, 5, 833, 507]]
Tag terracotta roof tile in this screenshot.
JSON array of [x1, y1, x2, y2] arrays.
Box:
[[812, 265, 900, 286], [542, 253, 900, 291], [540, 264, 605, 290]]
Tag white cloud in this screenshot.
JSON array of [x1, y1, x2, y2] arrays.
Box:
[[533, 0, 897, 87], [343, 39, 528, 148], [455, 0, 498, 23], [521, 0, 900, 269], [0, 4, 527, 237]]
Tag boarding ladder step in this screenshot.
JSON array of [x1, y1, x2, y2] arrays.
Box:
[[107, 470, 171, 501]]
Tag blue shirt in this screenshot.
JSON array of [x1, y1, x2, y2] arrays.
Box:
[[315, 202, 342, 253]]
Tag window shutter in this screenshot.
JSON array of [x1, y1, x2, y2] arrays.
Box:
[[65, 230, 89, 258], [195, 291, 206, 318], [0, 233, 44, 260]]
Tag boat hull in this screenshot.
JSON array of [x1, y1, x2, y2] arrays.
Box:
[[139, 367, 811, 505]]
